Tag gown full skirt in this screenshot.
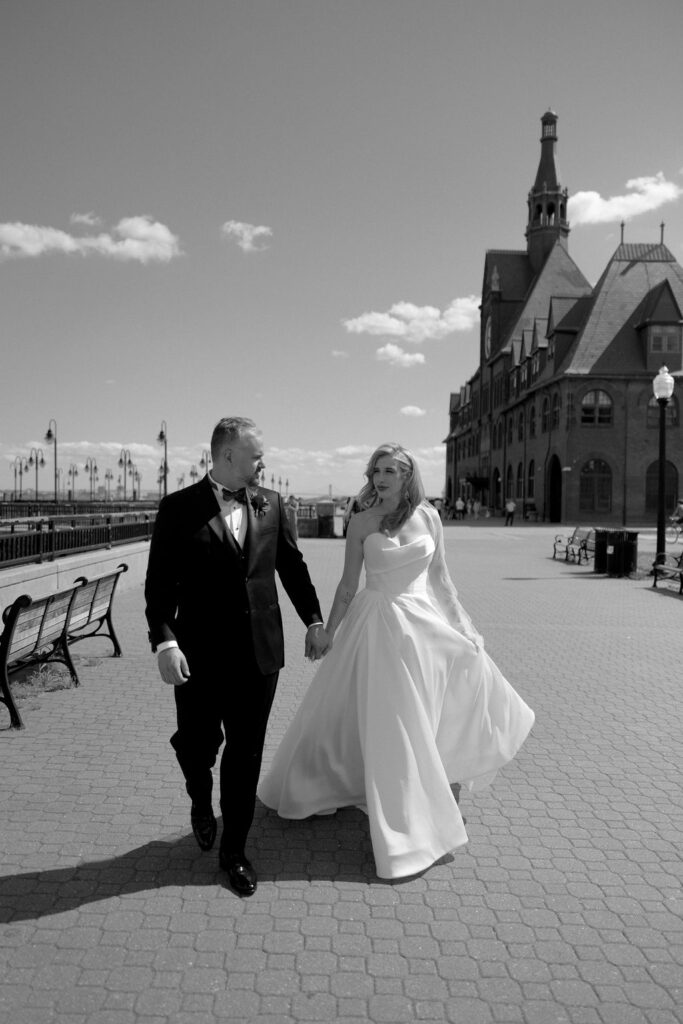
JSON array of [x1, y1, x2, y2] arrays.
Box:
[[258, 533, 535, 879]]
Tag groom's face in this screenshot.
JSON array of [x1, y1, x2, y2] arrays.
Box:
[[228, 430, 265, 488]]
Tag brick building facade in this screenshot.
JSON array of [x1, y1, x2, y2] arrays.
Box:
[[444, 110, 683, 524]]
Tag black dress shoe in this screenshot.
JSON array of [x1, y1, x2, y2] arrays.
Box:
[[190, 803, 217, 851], [219, 850, 257, 896]]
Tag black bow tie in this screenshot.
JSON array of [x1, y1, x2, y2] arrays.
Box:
[[221, 487, 248, 504]]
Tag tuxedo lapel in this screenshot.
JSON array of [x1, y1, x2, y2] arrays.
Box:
[[197, 476, 242, 561], [244, 494, 257, 572]]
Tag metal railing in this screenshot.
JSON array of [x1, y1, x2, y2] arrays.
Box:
[[0, 512, 157, 568], [0, 500, 157, 520]]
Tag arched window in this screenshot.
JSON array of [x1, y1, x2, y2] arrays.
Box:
[[541, 397, 550, 433], [506, 464, 514, 498], [551, 392, 561, 429], [507, 417, 513, 445], [647, 395, 679, 428], [518, 412, 524, 441], [527, 459, 535, 499], [516, 463, 523, 499], [529, 405, 536, 438], [579, 459, 612, 512], [581, 390, 613, 426]]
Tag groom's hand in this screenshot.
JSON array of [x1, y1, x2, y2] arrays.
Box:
[[158, 647, 191, 686], [305, 624, 331, 661]]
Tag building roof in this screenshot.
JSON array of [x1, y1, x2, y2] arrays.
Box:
[[563, 243, 683, 375], [501, 240, 591, 350]]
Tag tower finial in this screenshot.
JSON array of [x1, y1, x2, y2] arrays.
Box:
[[660, 222, 665, 244], [620, 222, 625, 244]]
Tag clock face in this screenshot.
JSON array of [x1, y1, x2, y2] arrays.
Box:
[[484, 316, 492, 358]]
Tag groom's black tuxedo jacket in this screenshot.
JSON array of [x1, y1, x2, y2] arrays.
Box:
[[144, 476, 322, 675]]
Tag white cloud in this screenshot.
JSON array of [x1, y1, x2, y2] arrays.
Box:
[[222, 219, 273, 253], [568, 172, 683, 226], [376, 343, 426, 368], [70, 211, 101, 227], [401, 405, 426, 417], [344, 295, 479, 344], [0, 214, 181, 262], [331, 350, 349, 359]]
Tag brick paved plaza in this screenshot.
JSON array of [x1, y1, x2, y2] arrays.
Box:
[[1, 524, 682, 1024]]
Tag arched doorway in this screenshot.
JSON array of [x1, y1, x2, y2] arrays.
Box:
[[645, 460, 678, 515], [547, 455, 562, 522]]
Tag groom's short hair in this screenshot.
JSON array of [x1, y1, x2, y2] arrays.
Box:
[[210, 416, 258, 459]]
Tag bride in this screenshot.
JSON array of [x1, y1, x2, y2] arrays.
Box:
[[258, 443, 535, 880]]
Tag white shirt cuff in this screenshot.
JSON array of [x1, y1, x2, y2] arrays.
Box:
[[306, 622, 324, 631], [157, 640, 179, 654]]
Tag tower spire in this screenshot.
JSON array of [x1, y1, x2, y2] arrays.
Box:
[[525, 109, 570, 271]]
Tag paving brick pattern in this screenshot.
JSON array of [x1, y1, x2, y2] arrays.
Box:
[[1, 525, 682, 1023]]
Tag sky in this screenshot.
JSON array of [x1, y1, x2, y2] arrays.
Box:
[[2, 0, 683, 499]]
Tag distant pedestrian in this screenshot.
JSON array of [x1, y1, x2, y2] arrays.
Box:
[[505, 498, 517, 526], [287, 494, 299, 540], [455, 496, 465, 520], [466, 498, 473, 518], [472, 499, 481, 520]]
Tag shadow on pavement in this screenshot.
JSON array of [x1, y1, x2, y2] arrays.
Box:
[[0, 808, 398, 921]]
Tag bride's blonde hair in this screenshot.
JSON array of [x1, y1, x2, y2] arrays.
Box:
[[357, 443, 426, 535]]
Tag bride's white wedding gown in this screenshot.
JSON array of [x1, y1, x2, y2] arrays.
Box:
[[258, 530, 535, 879]]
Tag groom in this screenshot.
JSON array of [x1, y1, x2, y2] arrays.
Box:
[[145, 416, 329, 896]]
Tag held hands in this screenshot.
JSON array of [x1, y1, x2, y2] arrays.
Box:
[[305, 624, 332, 662], [157, 647, 191, 686]]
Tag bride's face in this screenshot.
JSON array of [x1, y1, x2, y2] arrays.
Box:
[[372, 455, 405, 502]]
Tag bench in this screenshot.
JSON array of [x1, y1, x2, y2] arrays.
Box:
[[651, 551, 683, 595], [553, 527, 596, 565], [0, 563, 127, 729]]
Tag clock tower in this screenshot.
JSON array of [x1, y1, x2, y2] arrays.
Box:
[[525, 109, 570, 272]]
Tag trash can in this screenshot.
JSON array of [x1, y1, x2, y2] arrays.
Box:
[[594, 529, 609, 573], [606, 530, 639, 576], [622, 531, 638, 575], [605, 530, 623, 576]]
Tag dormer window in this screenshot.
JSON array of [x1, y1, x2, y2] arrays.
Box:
[[643, 323, 682, 373], [650, 326, 681, 355]]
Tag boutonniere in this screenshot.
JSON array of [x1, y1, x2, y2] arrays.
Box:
[[248, 490, 270, 518]]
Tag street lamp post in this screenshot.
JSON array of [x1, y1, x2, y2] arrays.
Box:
[[157, 421, 168, 498], [44, 419, 58, 503], [104, 469, 114, 501], [67, 463, 79, 501], [118, 449, 133, 501], [133, 468, 141, 501], [28, 448, 46, 502], [84, 457, 99, 501], [11, 456, 26, 500], [189, 464, 199, 485], [653, 365, 675, 565], [199, 449, 211, 476]]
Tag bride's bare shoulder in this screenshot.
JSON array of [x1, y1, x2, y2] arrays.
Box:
[[348, 507, 383, 541]]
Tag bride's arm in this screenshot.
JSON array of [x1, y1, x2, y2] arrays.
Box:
[[325, 514, 366, 642], [424, 504, 484, 650]]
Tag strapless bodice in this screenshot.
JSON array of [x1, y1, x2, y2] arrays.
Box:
[[363, 532, 435, 597]]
